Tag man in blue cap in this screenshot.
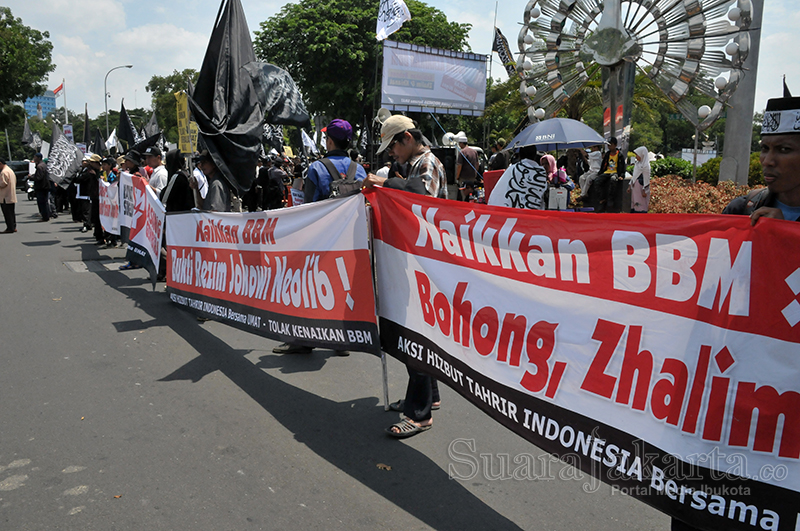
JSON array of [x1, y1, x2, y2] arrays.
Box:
[[303, 118, 366, 203]]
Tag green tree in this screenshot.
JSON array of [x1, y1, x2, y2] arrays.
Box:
[[0, 7, 55, 128], [253, 0, 471, 129], [146, 69, 199, 143]]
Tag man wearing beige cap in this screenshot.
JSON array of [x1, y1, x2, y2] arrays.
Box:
[[364, 115, 447, 199], [365, 114, 446, 439]]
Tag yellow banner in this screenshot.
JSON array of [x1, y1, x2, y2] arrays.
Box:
[[175, 91, 199, 153]]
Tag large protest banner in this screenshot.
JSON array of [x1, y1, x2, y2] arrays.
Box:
[[98, 180, 120, 235], [165, 195, 379, 354], [365, 186, 800, 531]]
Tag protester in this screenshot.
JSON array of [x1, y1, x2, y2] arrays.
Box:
[[722, 91, 800, 224], [364, 114, 446, 438], [488, 138, 509, 171], [274, 119, 365, 357], [32, 153, 51, 221], [578, 145, 603, 201], [594, 137, 626, 212], [364, 115, 447, 199], [628, 146, 651, 213], [375, 161, 391, 179], [303, 119, 366, 204], [85, 154, 105, 246], [101, 157, 119, 247], [161, 149, 195, 212], [0, 157, 17, 233], [190, 149, 231, 212], [487, 145, 548, 209], [122, 150, 147, 179], [74, 157, 93, 232], [144, 146, 167, 195], [454, 131, 479, 200]]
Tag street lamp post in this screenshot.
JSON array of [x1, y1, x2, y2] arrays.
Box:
[[105, 64, 133, 138]]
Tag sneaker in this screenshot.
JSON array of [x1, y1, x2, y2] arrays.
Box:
[[80, 226, 88, 233], [272, 343, 313, 354]]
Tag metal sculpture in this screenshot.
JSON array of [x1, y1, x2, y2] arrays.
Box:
[[516, 0, 755, 152]]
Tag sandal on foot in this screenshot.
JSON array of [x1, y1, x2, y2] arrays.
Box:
[[119, 262, 141, 270], [388, 399, 440, 412], [386, 418, 431, 438]]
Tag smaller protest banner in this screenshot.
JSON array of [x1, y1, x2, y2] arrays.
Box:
[[99, 181, 120, 235], [123, 175, 166, 282]]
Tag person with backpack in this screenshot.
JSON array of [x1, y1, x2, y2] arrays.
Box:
[[273, 118, 365, 357], [302, 119, 366, 204]]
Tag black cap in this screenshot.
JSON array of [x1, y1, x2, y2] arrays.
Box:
[[143, 146, 162, 158], [124, 150, 142, 165]]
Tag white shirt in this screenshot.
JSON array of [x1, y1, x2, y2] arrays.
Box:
[[193, 167, 209, 199], [149, 165, 168, 194]]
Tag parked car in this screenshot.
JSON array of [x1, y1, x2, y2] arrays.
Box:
[[6, 160, 31, 191]]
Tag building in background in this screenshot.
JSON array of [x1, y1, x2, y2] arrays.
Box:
[[24, 91, 56, 119]]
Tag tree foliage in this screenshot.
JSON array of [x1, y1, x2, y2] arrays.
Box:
[[146, 69, 199, 143], [253, 0, 471, 128], [0, 7, 55, 128]]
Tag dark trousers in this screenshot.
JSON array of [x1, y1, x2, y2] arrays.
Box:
[[35, 190, 50, 220], [1, 202, 15, 231], [91, 198, 103, 242], [402, 368, 440, 422], [593, 173, 621, 213], [77, 199, 91, 227]]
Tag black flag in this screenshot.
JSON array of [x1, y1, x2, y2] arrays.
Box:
[[263, 124, 284, 153], [143, 111, 159, 138], [48, 122, 83, 188], [189, 0, 310, 194], [91, 128, 106, 155], [117, 100, 138, 149], [493, 27, 519, 80], [188, 0, 265, 195], [784, 75, 793, 98], [129, 133, 162, 155], [83, 104, 91, 147], [22, 116, 33, 145]]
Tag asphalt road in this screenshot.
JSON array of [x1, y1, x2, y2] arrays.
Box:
[[0, 198, 670, 530]]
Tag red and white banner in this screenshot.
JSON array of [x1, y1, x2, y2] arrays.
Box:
[[165, 195, 379, 354], [123, 174, 165, 276], [99, 180, 120, 235], [365, 186, 800, 531]]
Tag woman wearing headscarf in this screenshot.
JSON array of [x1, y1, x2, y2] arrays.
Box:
[[628, 146, 651, 213], [540, 154, 559, 184]]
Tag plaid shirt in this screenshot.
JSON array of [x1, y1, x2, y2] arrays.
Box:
[[408, 147, 448, 199]]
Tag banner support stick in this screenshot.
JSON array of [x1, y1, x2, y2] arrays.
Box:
[[366, 202, 391, 410]]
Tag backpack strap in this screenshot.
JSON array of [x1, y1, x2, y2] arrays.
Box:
[[320, 158, 341, 182], [345, 160, 357, 180]]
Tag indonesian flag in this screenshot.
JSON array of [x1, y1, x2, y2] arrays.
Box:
[[53, 83, 64, 96]]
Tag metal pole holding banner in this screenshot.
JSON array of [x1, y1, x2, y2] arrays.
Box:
[[366, 202, 391, 410]]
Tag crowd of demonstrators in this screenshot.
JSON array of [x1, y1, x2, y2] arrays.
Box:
[[364, 114, 447, 438], [0, 157, 17, 233]]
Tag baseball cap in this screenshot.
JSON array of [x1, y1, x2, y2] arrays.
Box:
[[321, 119, 353, 142], [143, 146, 162, 158], [377, 115, 415, 153]]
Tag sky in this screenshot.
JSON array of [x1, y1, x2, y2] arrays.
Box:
[[7, 0, 799, 124]]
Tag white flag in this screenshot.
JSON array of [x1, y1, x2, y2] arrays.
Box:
[[376, 0, 411, 41], [105, 128, 118, 151], [301, 129, 319, 156]]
